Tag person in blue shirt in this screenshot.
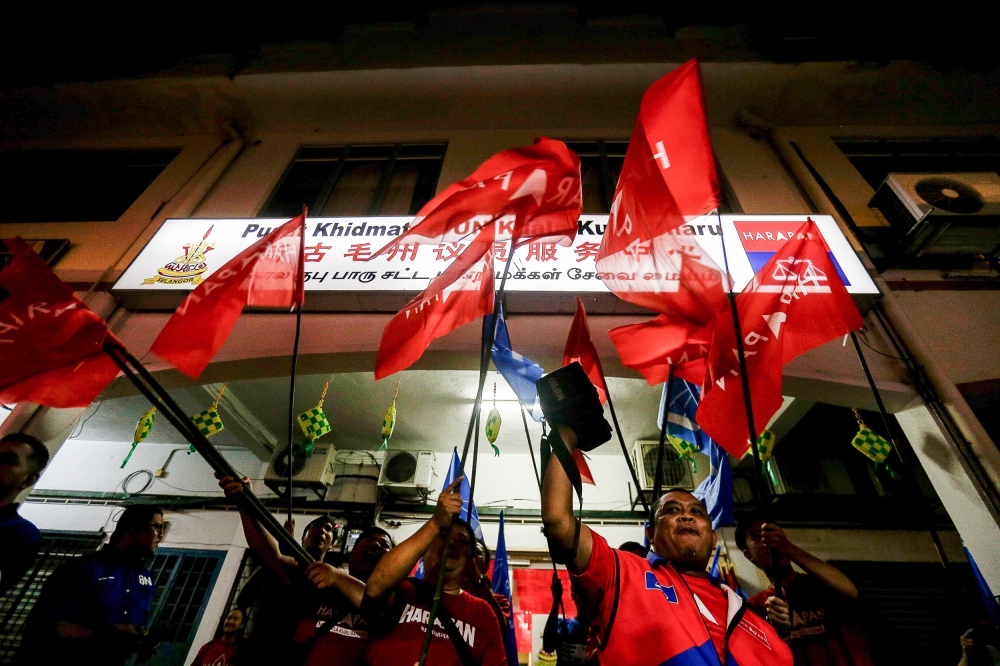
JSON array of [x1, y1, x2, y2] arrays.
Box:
[[0, 433, 49, 596], [18, 504, 165, 666]]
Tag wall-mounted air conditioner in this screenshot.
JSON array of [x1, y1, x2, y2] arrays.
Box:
[[631, 440, 709, 495], [264, 441, 337, 499], [869, 172, 1000, 264], [377, 450, 435, 497], [324, 450, 385, 504]]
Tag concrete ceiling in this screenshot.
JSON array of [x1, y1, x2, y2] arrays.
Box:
[[74, 370, 665, 462]]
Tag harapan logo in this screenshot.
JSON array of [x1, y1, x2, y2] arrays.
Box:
[[143, 226, 215, 285]]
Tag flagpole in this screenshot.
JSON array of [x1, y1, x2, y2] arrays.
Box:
[[605, 390, 651, 514], [717, 212, 784, 593], [520, 403, 542, 491], [103, 343, 313, 565], [652, 365, 677, 504], [286, 304, 303, 525], [850, 331, 950, 570], [419, 240, 516, 666]]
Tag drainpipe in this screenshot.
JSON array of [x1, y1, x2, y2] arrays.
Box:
[[736, 109, 1000, 522]]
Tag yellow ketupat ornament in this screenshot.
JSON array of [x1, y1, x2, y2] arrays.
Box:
[[122, 406, 156, 468], [485, 384, 501, 456], [379, 378, 400, 451], [754, 429, 777, 486], [851, 408, 900, 480], [667, 434, 699, 473], [297, 381, 332, 457], [188, 384, 227, 453]]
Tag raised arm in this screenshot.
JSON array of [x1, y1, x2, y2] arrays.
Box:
[[761, 523, 858, 599], [304, 563, 367, 608], [540, 425, 593, 573], [217, 474, 297, 584], [365, 477, 464, 600]]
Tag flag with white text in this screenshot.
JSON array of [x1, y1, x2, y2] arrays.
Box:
[[696, 220, 862, 456], [152, 215, 305, 379], [487, 304, 544, 420]]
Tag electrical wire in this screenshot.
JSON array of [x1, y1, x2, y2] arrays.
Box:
[[68, 400, 104, 439], [121, 469, 155, 496]]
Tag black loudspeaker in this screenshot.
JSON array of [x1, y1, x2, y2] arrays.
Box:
[[537, 362, 613, 452]]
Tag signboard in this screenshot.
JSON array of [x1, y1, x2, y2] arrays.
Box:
[[113, 215, 879, 296]]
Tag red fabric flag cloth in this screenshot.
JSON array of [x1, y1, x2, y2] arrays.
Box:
[[609, 315, 712, 386], [371, 137, 582, 259], [573, 449, 596, 486], [596, 59, 726, 325], [562, 297, 609, 404], [375, 229, 496, 379], [696, 220, 863, 457], [151, 214, 305, 379], [0, 238, 120, 408]]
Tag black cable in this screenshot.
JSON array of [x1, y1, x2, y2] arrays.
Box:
[[287, 304, 303, 524]]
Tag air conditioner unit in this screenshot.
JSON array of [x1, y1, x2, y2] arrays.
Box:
[[377, 450, 435, 497], [263, 441, 338, 499], [869, 172, 1000, 263], [631, 440, 709, 495], [324, 450, 385, 504]]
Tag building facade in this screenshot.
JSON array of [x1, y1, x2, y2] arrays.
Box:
[[2, 11, 999, 664]]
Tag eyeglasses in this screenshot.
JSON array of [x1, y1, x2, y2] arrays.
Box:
[[147, 522, 168, 537]]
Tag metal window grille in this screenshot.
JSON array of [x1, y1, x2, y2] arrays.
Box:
[[144, 548, 225, 666], [836, 136, 1000, 190], [0, 531, 104, 665], [262, 144, 446, 218]]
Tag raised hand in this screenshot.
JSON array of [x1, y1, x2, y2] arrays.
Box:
[[433, 477, 465, 531]]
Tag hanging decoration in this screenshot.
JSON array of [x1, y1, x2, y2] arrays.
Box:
[[485, 383, 502, 456], [667, 434, 698, 474], [188, 384, 227, 453], [121, 406, 156, 468], [297, 380, 332, 458], [379, 377, 400, 451], [851, 408, 900, 481], [754, 429, 777, 487]]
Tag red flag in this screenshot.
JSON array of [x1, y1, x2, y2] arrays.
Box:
[[562, 297, 608, 404], [596, 59, 726, 325], [0, 238, 120, 408], [573, 449, 596, 486], [696, 221, 863, 456], [609, 315, 712, 386], [151, 214, 305, 379], [371, 137, 581, 258], [375, 229, 495, 379]]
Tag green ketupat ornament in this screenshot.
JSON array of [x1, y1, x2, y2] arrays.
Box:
[[851, 409, 900, 481], [485, 384, 501, 456], [122, 406, 156, 468], [188, 384, 227, 453], [297, 381, 332, 452], [754, 429, 778, 486], [667, 434, 698, 473], [379, 377, 400, 451]]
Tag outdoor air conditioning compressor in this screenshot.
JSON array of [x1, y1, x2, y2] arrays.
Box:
[[631, 440, 709, 496], [377, 450, 436, 498], [869, 172, 1000, 263], [264, 440, 338, 499]]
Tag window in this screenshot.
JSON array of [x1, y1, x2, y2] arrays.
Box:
[[565, 141, 628, 214], [262, 144, 445, 218], [836, 137, 1000, 190], [146, 549, 225, 666], [0, 150, 178, 223], [0, 531, 103, 665]]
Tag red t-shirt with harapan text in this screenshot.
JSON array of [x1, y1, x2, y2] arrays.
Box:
[[190, 638, 241, 665], [365, 578, 506, 666]]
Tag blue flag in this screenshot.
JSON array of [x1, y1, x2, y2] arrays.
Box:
[[709, 545, 721, 578], [444, 449, 483, 540], [492, 512, 520, 666], [965, 545, 1000, 624], [658, 378, 733, 528], [487, 304, 544, 421]]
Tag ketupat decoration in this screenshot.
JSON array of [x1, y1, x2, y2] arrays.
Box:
[[188, 384, 227, 453], [379, 377, 400, 451], [851, 408, 900, 481], [485, 383, 501, 456], [667, 434, 699, 473], [298, 380, 332, 449], [121, 406, 156, 468], [753, 429, 778, 487]]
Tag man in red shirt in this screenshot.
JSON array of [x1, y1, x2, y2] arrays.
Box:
[[361, 477, 507, 666], [541, 423, 792, 666], [189, 608, 246, 666]]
